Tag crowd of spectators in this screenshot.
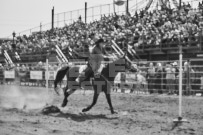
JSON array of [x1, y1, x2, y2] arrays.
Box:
[[135, 60, 203, 95], [1, 1, 203, 62], [0, 2, 203, 94]]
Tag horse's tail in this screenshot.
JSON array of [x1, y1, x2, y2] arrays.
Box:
[[54, 66, 70, 88]]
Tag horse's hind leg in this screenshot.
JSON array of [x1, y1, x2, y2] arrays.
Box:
[[61, 85, 69, 107], [61, 92, 68, 107], [54, 80, 57, 89], [82, 90, 99, 113], [105, 92, 117, 114]]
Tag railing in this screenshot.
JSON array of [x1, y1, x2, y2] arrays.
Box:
[[5, 0, 202, 39], [54, 3, 115, 27], [130, 60, 203, 95], [0, 60, 202, 96], [1, 33, 202, 64], [136, 33, 203, 52]]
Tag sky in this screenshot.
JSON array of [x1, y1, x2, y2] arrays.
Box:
[[0, 0, 200, 38], [0, 0, 116, 38]]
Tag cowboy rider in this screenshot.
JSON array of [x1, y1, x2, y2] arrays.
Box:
[[75, 38, 113, 86]]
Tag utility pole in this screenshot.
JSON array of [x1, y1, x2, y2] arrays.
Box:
[[85, 2, 87, 23], [40, 22, 42, 33], [113, 0, 115, 14], [179, 0, 182, 9], [52, 7, 54, 30], [12, 31, 16, 50], [126, 0, 129, 15]]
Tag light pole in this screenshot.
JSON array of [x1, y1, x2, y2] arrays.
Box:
[[12, 31, 16, 50], [12, 31, 15, 44]]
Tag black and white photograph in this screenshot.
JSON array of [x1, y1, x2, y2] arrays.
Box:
[[0, 0, 203, 134]]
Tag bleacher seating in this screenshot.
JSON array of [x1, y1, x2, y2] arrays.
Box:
[[0, 2, 203, 63]]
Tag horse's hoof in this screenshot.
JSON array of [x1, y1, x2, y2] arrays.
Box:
[[61, 101, 68, 107], [111, 110, 118, 114], [82, 108, 88, 112]]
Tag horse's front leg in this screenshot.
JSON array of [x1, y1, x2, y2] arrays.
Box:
[[82, 89, 100, 112], [105, 91, 117, 114], [61, 88, 76, 107]]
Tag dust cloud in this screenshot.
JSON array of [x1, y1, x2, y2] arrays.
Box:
[[0, 85, 54, 110]]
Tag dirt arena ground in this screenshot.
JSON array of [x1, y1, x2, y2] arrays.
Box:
[[0, 85, 203, 135]]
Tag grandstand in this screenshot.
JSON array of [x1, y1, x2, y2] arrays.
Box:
[[0, 0, 203, 64], [0, 0, 202, 90]]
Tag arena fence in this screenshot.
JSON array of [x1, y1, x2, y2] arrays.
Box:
[[0, 59, 202, 96], [1, 59, 202, 123]]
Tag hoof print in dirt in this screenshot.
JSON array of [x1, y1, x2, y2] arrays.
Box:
[[41, 105, 61, 115]]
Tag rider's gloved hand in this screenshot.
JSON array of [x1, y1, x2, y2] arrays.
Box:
[[94, 72, 101, 78]]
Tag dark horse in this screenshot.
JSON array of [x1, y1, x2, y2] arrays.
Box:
[[54, 55, 136, 114]]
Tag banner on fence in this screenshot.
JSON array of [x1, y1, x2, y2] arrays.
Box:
[[45, 71, 56, 80], [4, 71, 15, 79], [30, 71, 43, 80], [114, 72, 137, 83]]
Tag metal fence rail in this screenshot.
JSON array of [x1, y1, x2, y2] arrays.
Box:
[[0, 60, 202, 96], [6, 0, 201, 38]]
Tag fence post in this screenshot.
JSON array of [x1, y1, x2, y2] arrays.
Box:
[[52, 7, 54, 30], [70, 11, 72, 24], [179, 46, 183, 118], [46, 58, 49, 92], [57, 14, 59, 28], [113, 0, 115, 14], [109, 4, 110, 15], [85, 2, 87, 23], [187, 60, 191, 95], [92, 7, 94, 21], [173, 45, 187, 123], [100, 5, 102, 17], [64, 12, 66, 26]]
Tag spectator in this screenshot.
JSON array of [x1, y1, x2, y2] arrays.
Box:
[[2, 2, 203, 64], [173, 62, 179, 94], [165, 63, 176, 94], [154, 63, 163, 94], [183, 61, 195, 95], [146, 62, 156, 94]]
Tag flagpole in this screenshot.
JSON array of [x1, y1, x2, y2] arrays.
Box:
[[113, 0, 115, 14]]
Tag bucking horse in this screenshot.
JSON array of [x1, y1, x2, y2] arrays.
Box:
[[53, 39, 139, 114], [54, 53, 137, 114]]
